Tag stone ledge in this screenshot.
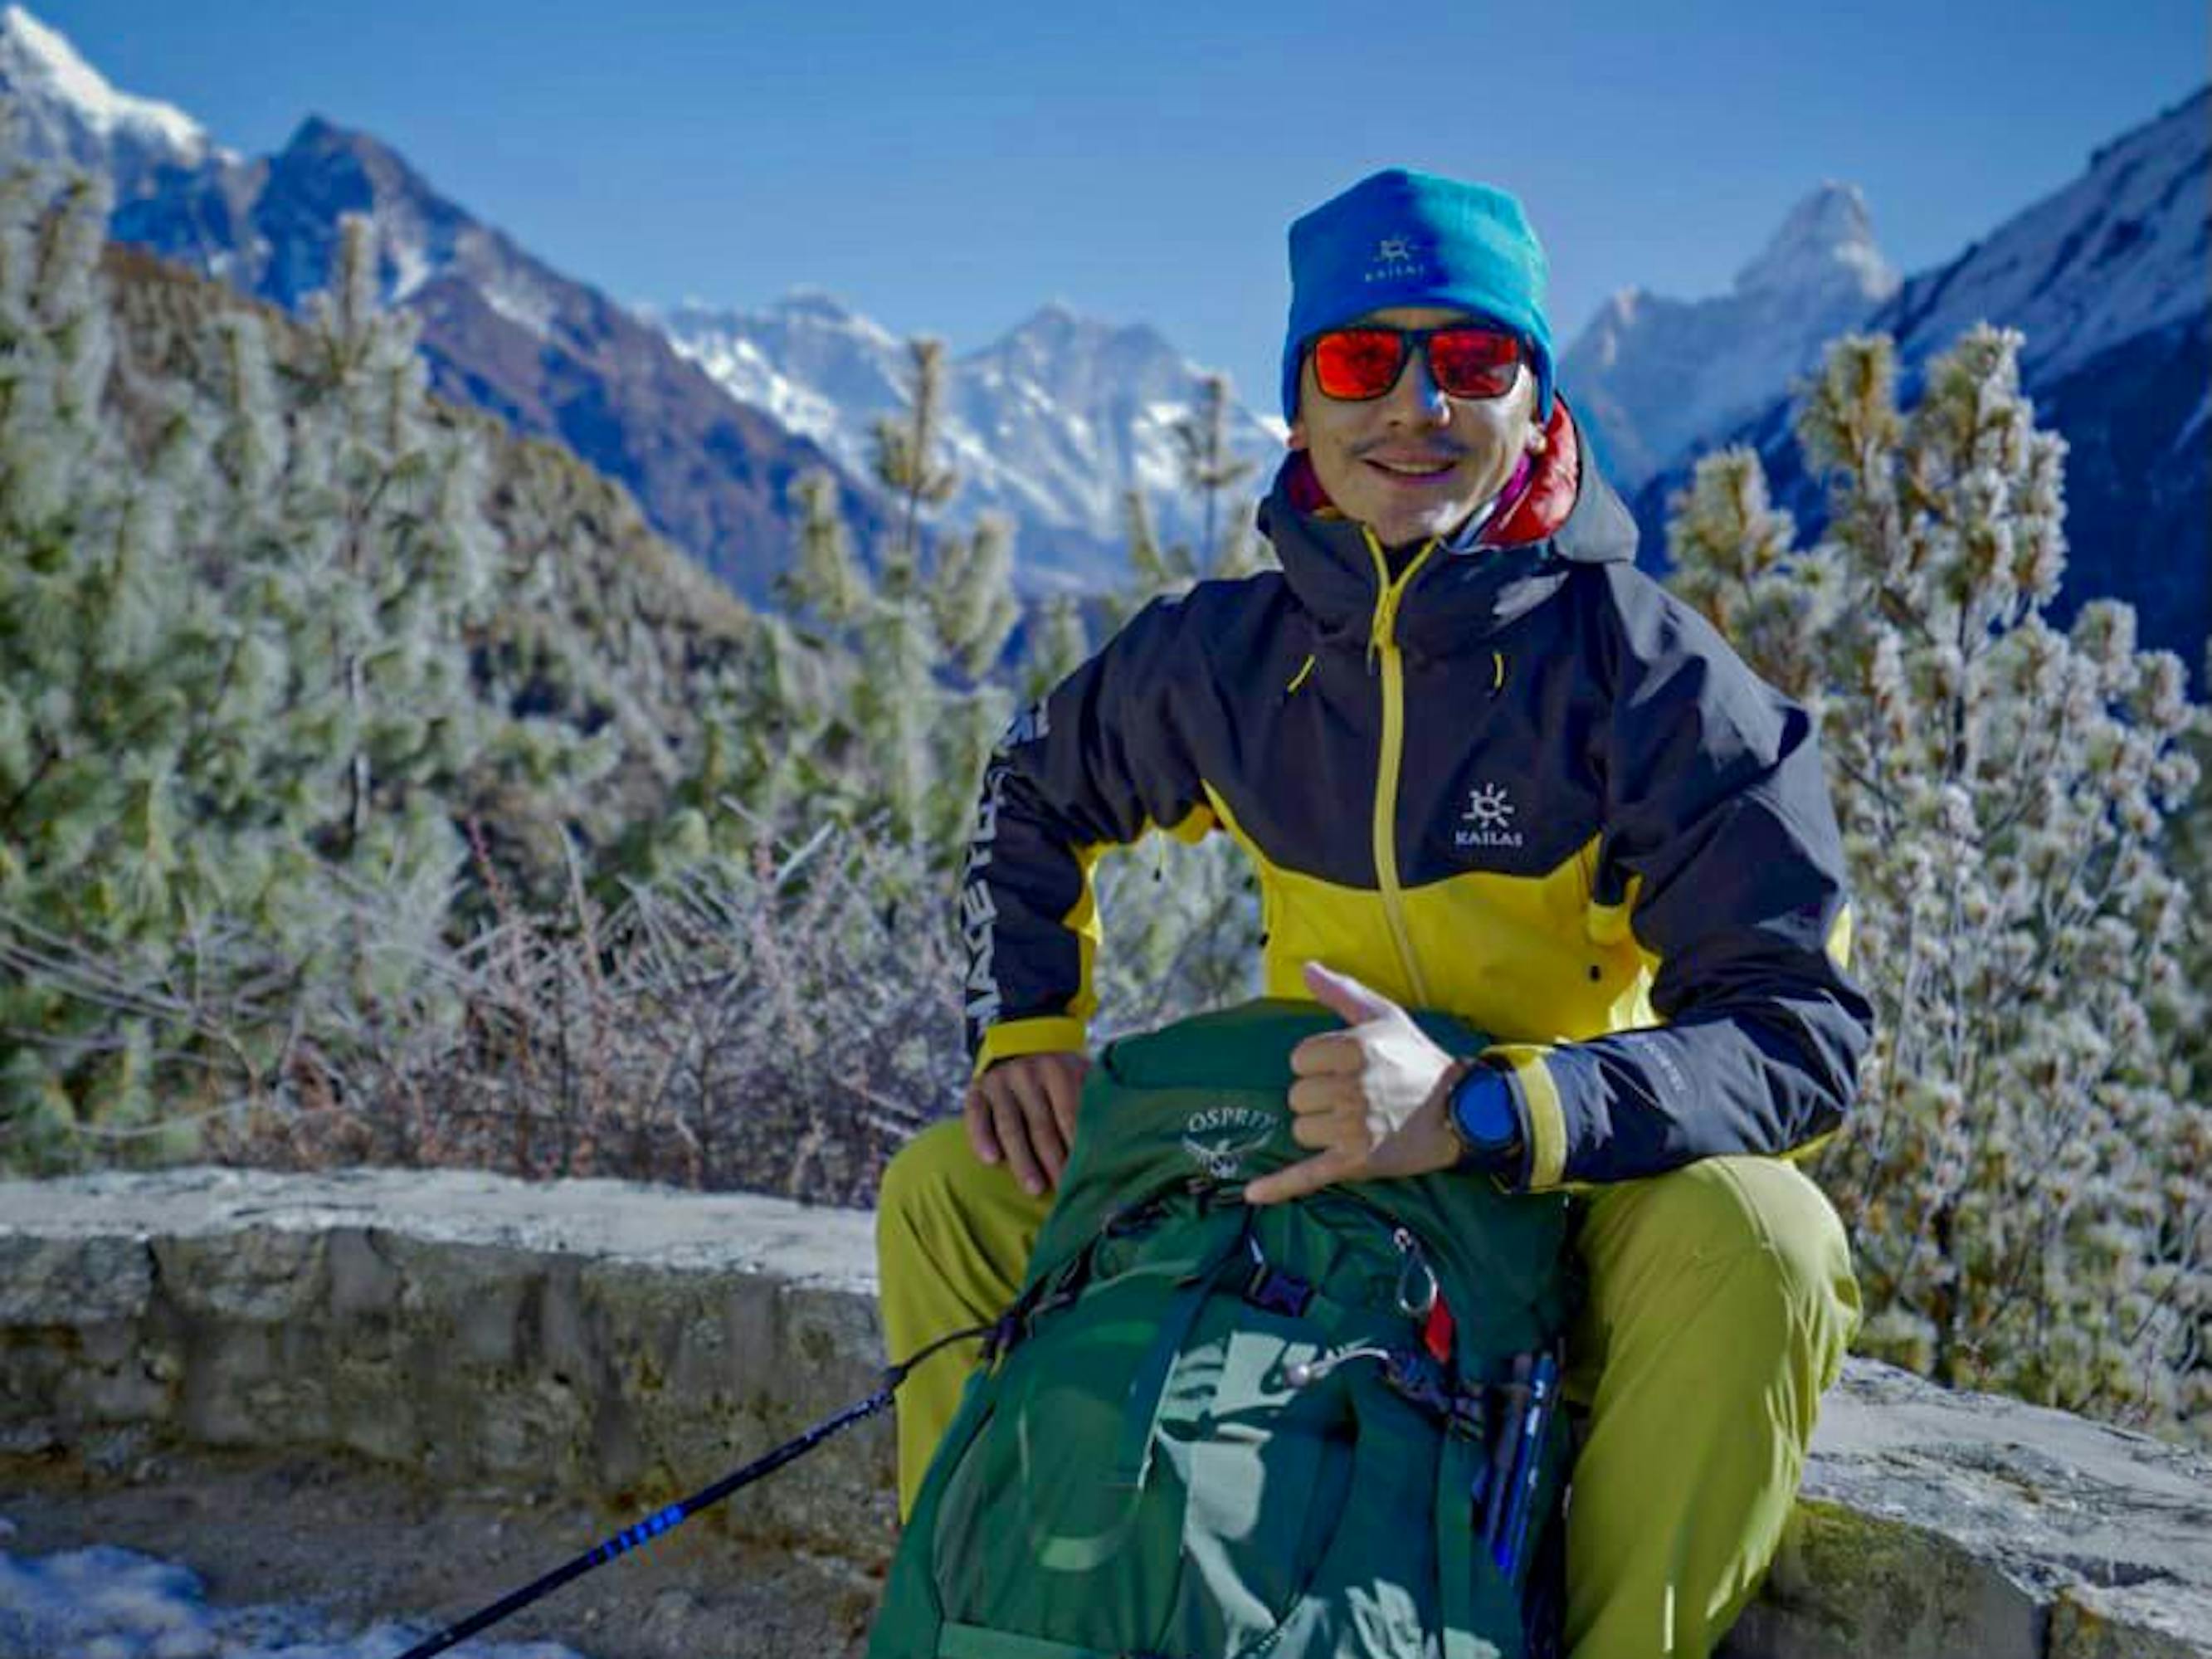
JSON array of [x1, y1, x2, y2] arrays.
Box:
[[0, 1166, 2205, 1658], [0, 1165, 890, 1565]]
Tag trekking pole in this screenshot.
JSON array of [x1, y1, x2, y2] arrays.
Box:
[[385, 1319, 996, 1659]]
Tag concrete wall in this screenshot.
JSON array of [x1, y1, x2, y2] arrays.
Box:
[[0, 1167, 2205, 1657]]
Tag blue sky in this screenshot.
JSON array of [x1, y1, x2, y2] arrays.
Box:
[[40, 0, 2210, 413]]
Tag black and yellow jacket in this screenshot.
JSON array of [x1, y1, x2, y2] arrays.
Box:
[[957, 403, 1871, 1193]]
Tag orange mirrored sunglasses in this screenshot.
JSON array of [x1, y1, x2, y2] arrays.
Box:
[[1308, 324, 1523, 402]]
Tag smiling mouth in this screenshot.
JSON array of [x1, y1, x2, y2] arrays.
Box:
[[1366, 456, 1459, 479]]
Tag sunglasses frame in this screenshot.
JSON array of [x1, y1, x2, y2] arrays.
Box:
[[1306, 324, 1526, 403]]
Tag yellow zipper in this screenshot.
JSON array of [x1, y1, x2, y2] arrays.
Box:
[[1362, 527, 1436, 1008]]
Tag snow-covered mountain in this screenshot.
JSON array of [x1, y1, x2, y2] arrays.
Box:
[[1, 0, 1275, 603], [650, 290, 914, 483], [1628, 87, 2211, 661], [1561, 183, 1901, 490], [1876, 90, 2207, 388], [0, 4, 224, 188], [655, 293, 1287, 589], [0, 7, 881, 606]]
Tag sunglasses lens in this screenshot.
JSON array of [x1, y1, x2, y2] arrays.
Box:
[[1426, 329, 1522, 398], [1312, 329, 1409, 399], [1310, 327, 1523, 402]]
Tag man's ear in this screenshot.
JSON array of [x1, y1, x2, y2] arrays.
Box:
[[1286, 417, 1308, 452]]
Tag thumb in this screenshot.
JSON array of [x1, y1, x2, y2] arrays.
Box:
[[1303, 960, 1397, 1027]]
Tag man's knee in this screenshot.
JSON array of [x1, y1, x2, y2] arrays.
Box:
[[1710, 1158, 1859, 1353], [1581, 1155, 1860, 1372]]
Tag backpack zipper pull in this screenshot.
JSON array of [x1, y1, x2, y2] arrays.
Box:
[[1284, 1343, 1392, 1389]]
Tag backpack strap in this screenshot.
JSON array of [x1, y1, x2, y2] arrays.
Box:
[[1436, 1430, 1488, 1659], [1107, 1203, 1252, 1488], [985, 1192, 1182, 1365]]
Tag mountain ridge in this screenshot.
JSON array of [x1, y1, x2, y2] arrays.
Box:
[[0, 4, 220, 179], [5, 6, 2197, 644], [655, 287, 1285, 592], [2, 17, 885, 607], [1562, 180, 1901, 491]]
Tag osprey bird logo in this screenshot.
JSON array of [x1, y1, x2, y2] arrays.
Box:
[[1181, 1104, 1276, 1181]]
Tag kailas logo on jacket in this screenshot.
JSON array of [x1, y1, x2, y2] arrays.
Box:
[[1455, 782, 1525, 850]]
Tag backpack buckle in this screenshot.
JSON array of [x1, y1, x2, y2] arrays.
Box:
[[1241, 1233, 1315, 1317], [1245, 1262, 1315, 1318], [1380, 1347, 1453, 1416]]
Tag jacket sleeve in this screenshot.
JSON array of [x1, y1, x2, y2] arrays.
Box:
[[958, 592, 1216, 1076], [1484, 582, 1873, 1190]]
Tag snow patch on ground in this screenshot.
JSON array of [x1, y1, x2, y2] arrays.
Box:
[[387, 234, 432, 305], [0, 1533, 593, 1659], [477, 271, 556, 343]]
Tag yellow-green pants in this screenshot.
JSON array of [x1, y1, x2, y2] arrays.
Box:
[[876, 1120, 1860, 1659]]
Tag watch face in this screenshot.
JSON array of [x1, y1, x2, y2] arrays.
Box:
[[1453, 1071, 1518, 1150]]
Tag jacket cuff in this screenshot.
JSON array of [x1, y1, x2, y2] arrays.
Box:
[[1479, 1042, 1571, 1192], [973, 1016, 1089, 1079]]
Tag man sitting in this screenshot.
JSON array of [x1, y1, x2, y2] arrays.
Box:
[[884, 167, 1869, 1659]]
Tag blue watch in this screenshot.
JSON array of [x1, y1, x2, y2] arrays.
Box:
[[1446, 1062, 1526, 1177]]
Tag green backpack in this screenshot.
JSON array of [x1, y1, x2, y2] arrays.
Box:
[[870, 1000, 1583, 1659]]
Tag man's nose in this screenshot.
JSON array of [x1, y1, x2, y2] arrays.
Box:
[[1383, 346, 1450, 425]]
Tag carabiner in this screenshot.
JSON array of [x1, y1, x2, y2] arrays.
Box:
[[1391, 1226, 1439, 1319]]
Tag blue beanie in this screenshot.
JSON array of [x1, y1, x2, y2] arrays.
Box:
[[1282, 168, 1554, 423]]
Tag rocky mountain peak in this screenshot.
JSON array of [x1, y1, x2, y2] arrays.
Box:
[[282, 113, 353, 154], [983, 301, 1181, 387], [997, 300, 1106, 356], [273, 115, 421, 194], [1560, 183, 1901, 490], [772, 286, 862, 324], [1733, 180, 1900, 305]]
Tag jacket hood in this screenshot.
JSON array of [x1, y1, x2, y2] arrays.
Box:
[[1255, 398, 1638, 657]]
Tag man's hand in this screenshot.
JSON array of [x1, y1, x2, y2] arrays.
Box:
[[965, 1050, 1090, 1197], [1244, 962, 1461, 1205]]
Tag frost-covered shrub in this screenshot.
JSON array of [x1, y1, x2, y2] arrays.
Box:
[[0, 152, 593, 1164], [1668, 326, 2207, 1442], [211, 823, 968, 1207]]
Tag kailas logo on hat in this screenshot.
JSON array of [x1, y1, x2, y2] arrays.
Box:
[[1365, 234, 1430, 285]]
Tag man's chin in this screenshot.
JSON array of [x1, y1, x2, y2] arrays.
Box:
[[1371, 510, 1472, 552]]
